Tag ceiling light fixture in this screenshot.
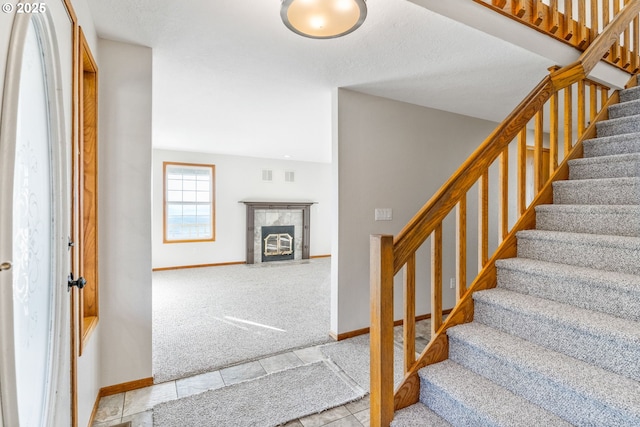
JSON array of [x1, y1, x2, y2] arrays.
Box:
[[280, 0, 367, 39]]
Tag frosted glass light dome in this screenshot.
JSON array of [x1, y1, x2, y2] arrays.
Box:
[[281, 0, 367, 39]]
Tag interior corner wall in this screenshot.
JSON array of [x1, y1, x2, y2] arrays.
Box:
[[333, 89, 498, 335], [151, 150, 332, 269], [97, 38, 153, 389]]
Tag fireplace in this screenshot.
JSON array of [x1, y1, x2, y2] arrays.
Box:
[[240, 201, 316, 264], [262, 225, 295, 262]]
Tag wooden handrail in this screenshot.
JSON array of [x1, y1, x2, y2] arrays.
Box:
[[371, 2, 640, 426], [392, 0, 640, 274], [475, 0, 640, 73]]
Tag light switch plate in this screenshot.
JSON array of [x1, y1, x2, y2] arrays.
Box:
[[375, 208, 393, 221]]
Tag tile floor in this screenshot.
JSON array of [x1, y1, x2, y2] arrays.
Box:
[[92, 320, 432, 427]]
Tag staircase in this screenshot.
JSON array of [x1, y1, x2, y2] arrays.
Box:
[[391, 87, 640, 426]]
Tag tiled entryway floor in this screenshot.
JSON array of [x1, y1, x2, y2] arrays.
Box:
[[92, 320, 433, 427]]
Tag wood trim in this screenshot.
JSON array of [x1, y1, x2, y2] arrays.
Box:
[[151, 255, 330, 271], [163, 162, 216, 244], [78, 27, 99, 357], [152, 261, 246, 271], [332, 310, 454, 341], [100, 377, 155, 397], [87, 377, 154, 427]]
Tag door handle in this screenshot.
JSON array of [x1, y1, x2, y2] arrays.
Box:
[[0, 262, 11, 271], [68, 273, 86, 289]]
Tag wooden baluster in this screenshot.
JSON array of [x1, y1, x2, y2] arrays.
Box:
[[492, 0, 507, 8], [589, 82, 598, 123], [589, 0, 599, 39], [499, 147, 509, 242], [602, 0, 610, 57], [549, 90, 559, 174], [532, 0, 544, 26], [612, 0, 622, 63], [431, 224, 443, 337], [633, 15, 640, 73], [577, 0, 588, 47], [578, 79, 586, 137], [478, 172, 489, 269], [564, 0, 574, 40], [601, 86, 609, 110], [517, 128, 527, 215], [456, 195, 467, 301], [564, 84, 573, 152], [534, 110, 544, 192], [513, 0, 526, 18], [403, 253, 416, 374], [550, 0, 560, 33], [370, 235, 394, 427], [623, 24, 631, 68]]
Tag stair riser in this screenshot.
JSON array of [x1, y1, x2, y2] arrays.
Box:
[[584, 138, 640, 158], [448, 337, 640, 427], [609, 101, 640, 119], [419, 379, 496, 426], [496, 267, 640, 322], [597, 119, 640, 137], [569, 159, 640, 179], [535, 209, 640, 237], [620, 87, 640, 103], [517, 236, 640, 275], [473, 299, 640, 382], [553, 181, 640, 205]]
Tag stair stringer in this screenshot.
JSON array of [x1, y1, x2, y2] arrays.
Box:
[[392, 87, 625, 412]]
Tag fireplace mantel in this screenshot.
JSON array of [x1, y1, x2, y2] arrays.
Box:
[[240, 201, 316, 264]]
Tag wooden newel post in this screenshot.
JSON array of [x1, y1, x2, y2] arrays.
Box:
[[370, 234, 395, 427]]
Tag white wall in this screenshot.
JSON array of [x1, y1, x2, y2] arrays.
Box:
[[332, 89, 499, 335], [152, 150, 331, 269], [97, 37, 153, 394]]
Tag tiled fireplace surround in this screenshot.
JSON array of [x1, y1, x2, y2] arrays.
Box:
[[241, 201, 315, 264]]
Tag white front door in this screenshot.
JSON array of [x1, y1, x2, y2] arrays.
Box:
[[0, 4, 73, 426]]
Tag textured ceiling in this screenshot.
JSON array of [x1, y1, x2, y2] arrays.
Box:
[[86, 0, 553, 163]]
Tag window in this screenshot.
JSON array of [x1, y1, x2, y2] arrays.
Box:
[[163, 162, 215, 243]]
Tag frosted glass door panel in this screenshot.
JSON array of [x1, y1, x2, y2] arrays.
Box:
[[12, 19, 54, 427]]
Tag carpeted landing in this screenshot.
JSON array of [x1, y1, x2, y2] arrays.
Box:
[[153, 361, 364, 427], [391, 81, 640, 426]]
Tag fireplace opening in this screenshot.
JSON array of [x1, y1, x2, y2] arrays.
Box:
[[261, 225, 295, 262]]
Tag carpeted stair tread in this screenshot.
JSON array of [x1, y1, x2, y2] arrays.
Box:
[[516, 229, 640, 275], [609, 98, 640, 119], [473, 288, 640, 381], [535, 204, 640, 237], [496, 257, 640, 322], [596, 113, 640, 137], [391, 403, 453, 427], [447, 322, 640, 427], [418, 360, 572, 427], [583, 132, 640, 158], [568, 152, 640, 179], [619, 85, 640, 102], [553, 177, 640, 205], [609, 99, 640, 119]]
